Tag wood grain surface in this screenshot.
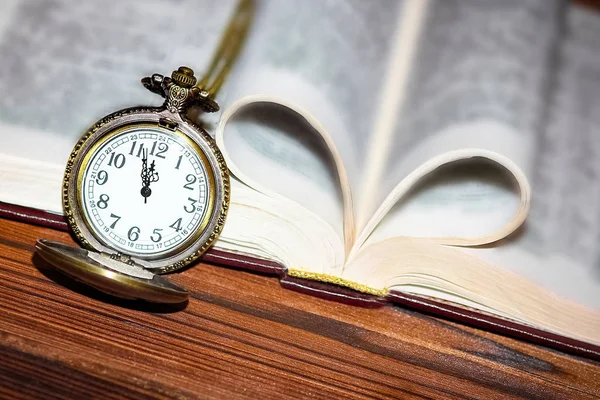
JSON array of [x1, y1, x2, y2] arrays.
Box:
[[0, 218, 599, 399]]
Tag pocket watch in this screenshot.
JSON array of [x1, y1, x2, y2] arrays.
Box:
[[36, 66, 229, 303], [35, 0, 255, 303]]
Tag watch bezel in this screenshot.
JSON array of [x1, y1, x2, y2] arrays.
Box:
[[63, 107, 230, 274]]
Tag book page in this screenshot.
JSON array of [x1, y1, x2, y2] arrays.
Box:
[[219, 0, 403, 183], [215, 0, 405, 245], [343, 237, 600, 345], [464, 5, 600, 311], [354, 0, 562, 252], [0, 0, 237, 211]]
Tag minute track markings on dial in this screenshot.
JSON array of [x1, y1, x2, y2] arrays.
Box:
[[140, 148, 159, 203]]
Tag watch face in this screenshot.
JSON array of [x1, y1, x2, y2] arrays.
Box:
[[77, 123, 214, 258]]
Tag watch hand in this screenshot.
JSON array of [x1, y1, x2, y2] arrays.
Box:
[[141, 149, 148, 182], [149, 160, 159, 184], [140, 149, 152, 203]]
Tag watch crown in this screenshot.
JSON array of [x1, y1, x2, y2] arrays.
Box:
[[171, 66, 197, 88]]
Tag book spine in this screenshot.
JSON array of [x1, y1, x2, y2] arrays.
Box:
[[0, 202, 68, 231]]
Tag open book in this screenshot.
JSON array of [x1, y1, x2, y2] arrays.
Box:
[[1, 0, 599, 357]]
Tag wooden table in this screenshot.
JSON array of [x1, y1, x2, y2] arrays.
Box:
[[1, 217, 599, 399]]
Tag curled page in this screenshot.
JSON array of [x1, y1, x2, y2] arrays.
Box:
[[216, 96, 355, 255], [349, 146, 531, 262]]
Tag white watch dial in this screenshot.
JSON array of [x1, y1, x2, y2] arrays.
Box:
[[80, 125, 211, 257]]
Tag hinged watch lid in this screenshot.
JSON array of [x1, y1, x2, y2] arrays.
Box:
[[35, 240, 188, 303]]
